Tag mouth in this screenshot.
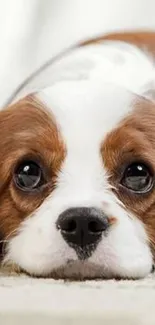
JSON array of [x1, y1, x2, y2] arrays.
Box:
[[2, 259, 154, 280], [37, 261, 110, 280], [1, 257, 108, 280], [7, 260, 108, 280], [42, 261, 155, 281]]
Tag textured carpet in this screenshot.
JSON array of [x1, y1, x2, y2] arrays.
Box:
[[0, 271, 155, 325]]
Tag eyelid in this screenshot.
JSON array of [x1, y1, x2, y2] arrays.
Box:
[[13, 155, 42, 172], [116, 157, 154, 180]]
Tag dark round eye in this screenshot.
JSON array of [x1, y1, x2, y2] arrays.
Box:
[[14, 160, 43, 191], [121, 162, 153, 193]]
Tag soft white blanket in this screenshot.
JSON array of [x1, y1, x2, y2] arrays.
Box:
[[0, 271, 155, 324]]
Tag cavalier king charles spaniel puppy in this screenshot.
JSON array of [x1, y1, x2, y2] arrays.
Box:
[[1, 31, 155, 279]]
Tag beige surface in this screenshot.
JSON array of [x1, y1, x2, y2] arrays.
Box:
[[0, 271, 155, 325]]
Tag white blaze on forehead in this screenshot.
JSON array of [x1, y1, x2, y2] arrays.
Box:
[[37, 40, 155, 145], [38, 82, 134, 147], [38, 81, 135, 205]]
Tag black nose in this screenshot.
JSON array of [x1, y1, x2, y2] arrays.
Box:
[[56, 207, 109, 249]]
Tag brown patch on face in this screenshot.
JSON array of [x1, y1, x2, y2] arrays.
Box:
[[0, 96, 65, 255], [108, 216, 117, 226], [101, 98, 155, 255], [81, 31, 155, 54]]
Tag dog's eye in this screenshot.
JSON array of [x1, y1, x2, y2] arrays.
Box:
[[121, 162, 153, 193], [14, 160, 43, 190]]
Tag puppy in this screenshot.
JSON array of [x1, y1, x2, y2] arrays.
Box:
[[1, 31, 155, 279]]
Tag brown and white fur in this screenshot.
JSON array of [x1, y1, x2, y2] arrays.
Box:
[[1, 31, 155, 279]]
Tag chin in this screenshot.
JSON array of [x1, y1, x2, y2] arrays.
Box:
[[1, 30, 155, 280]]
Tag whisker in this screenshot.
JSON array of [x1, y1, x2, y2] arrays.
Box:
[[0, 240, 9, 244]]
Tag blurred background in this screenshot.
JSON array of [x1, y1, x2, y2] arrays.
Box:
[[0, 0, 155, 106]]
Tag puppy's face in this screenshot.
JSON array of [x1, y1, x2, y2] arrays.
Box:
[[0, 79, 155, 279]]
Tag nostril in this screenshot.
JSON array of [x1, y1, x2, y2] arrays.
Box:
[[88, 221, 103, 233], [88, 221, 101, 233], [88, 218, 109, 233], [62, 219, 77, 233]]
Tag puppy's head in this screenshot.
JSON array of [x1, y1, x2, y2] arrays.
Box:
[[1, 41, 155, 279]]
